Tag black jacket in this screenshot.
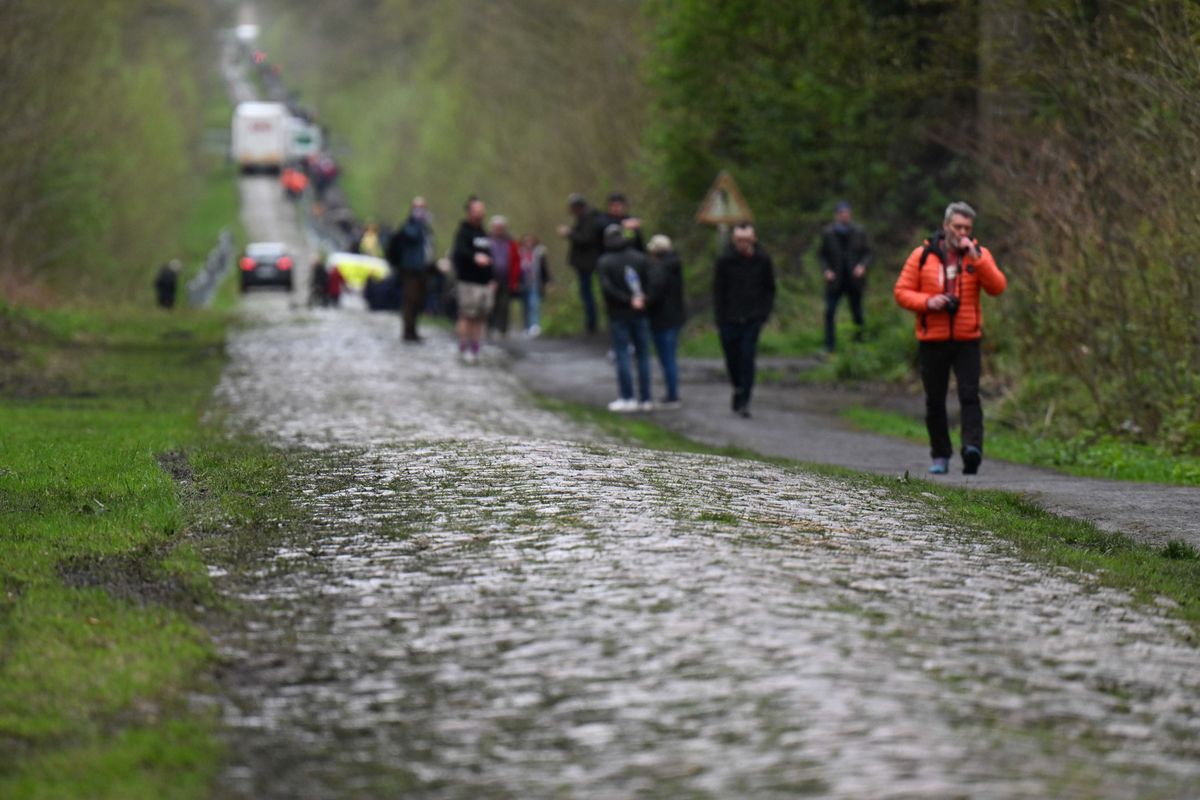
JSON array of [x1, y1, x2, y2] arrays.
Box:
[[597, 245, 653, 323], [818, 223, 871, 291], [566, 207, 605, 273], [451, 220, 492, 285], [713, 244, 776, 325], [647, 251, 685, 332]]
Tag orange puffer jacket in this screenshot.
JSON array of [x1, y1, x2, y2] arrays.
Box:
[[894, 233, 1007, 342]]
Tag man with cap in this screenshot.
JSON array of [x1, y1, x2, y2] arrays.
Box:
[[557, 193, 606, 335], [817, 200, 872, 353]]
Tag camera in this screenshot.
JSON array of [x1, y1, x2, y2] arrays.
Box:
[[945, 295, 960, 314]]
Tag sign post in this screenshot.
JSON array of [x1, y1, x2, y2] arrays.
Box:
[[696, 170, 753, 248]]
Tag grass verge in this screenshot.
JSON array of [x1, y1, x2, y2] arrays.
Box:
[[537, 395, 1200, 635], [843, 406, 1200, 487], [0, 293, 295, 797]]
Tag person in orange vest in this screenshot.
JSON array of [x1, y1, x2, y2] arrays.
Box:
[[894, 201, 1007, 475]]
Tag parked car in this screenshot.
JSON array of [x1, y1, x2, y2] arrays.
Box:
[[240, 242, 294, 292]]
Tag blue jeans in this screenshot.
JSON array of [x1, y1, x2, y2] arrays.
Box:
[[610, 316, 652, 401], [719, 319, 763, 410], [523, 287, 541, 330], [577, 269, 598, 334], [651, 326, 680, 401]]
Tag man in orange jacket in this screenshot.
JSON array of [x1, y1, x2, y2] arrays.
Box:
[[894, 201, 1007, 475]]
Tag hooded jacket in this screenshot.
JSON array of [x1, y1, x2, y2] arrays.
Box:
[[597, 243, 653, 324], [647, 250, 685, 332], [893, 230, 1007, 342]]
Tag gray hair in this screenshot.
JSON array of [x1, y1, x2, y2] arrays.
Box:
[[647, 234, 673, 254], [489, 215, 508, 229], [944, 201, 977, 225]]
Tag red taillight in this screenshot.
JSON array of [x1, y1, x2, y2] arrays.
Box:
[[277, 256, 293, 271], [240, 257, 256, 272]]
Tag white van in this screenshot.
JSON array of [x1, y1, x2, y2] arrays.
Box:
[[231, 102, 288, 171]]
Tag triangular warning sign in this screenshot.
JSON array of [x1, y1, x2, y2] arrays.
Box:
[[696, 170, 753, 225]]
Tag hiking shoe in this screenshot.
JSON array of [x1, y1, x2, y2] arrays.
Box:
[[607, 398, 637, 413], [929, 458, 949, 475], [738, 406, 752, 419], [658, 399, 682, 411], [962, 446, 982, 475]]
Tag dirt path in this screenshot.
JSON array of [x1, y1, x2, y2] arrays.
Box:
[[506, 336, 1200, 549]]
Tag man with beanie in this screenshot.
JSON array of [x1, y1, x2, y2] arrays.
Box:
[[714, 223, 775, 418], [817, 200, 872, 353]]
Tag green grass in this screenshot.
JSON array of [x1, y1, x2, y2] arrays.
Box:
[[843, 405, 1200, 487], [538, 395, 1200, 634], [0, 295, 300, 797]]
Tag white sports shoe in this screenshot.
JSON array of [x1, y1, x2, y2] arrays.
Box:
[[607, 398, 638, 413], [637, 401, 655, 412]]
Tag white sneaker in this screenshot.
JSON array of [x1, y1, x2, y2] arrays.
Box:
[[637, 401, 655, 412], [527, 325, 541, 338], [607, 398, 637, 413]]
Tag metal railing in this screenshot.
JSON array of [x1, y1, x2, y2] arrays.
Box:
[[186, 228, 235, 308]]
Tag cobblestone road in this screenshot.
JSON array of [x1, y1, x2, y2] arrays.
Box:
[[210, 296, 1200, 799]]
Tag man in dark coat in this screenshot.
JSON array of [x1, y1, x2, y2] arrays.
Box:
[[387, 196, 435, 342], [817, 200, 872, 352], [597, 191, 645, 254], [557, 193, 606, 335], [154, 260, 181, 309], [714, 223, 776, 417], [597, 224, 655, 411], [646, 234, 685, 407]]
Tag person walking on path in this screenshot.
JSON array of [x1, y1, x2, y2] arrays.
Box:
[[598, 224, 655, 412], [154, 260, 182, 309], [646, 234, 685, 409], [518, 233, 551, 337], [388, 196, 435, 342], [894, 201, 1007, 475], [557, 194, 605, 335], [714, 223, 776, 418], [598, 191, 645, 254], [487, 216, 521, 339], [818, 200, 872, 353], [451, 197, 495, 364]]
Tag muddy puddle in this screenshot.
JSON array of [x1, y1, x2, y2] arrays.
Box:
[[205, 297, 1200, 799]]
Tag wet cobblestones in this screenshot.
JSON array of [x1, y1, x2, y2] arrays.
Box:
[[212, 300, 1200, 799]]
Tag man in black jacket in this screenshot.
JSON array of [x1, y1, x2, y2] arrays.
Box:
[[598, 191, 645, 254], [646, 234, 685, 408], [450, 196, 494, 364], [557, 194, 605, 335], [714, 223, 776, 417], [817, 201, 872, 352], [597, 224, 655, 412]]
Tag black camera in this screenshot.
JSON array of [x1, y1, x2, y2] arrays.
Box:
[[945, 295, 960, 314]]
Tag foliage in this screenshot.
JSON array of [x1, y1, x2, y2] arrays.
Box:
[[980, 0, 1200, 454], [640, 0, 978, 260], [0, 0, 223, 303]]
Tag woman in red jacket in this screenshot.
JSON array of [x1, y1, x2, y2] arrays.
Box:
[[894, 201, 1007, 475]]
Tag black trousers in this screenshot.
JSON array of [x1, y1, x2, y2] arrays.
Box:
[[719, 319, 764, 410], [824, 280, 864, 351], [918, 340, 983, 459], [401, 272, 426, 340]]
